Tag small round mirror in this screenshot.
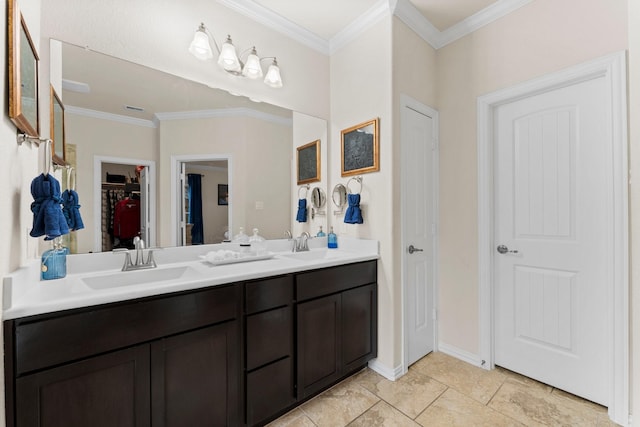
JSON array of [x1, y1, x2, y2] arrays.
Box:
[[332, 184, 347, 208], [311, 187, 326, 209]]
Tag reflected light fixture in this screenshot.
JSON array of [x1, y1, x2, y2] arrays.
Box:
[[189, 22, 283, 88]]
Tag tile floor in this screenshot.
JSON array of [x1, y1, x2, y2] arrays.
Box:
[[268, 352, 618, 427]]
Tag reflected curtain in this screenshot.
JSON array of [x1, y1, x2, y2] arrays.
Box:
[[188, 174, 203, 245]]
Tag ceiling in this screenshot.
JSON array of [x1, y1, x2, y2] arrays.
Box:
[[251, 0, 499, 39]]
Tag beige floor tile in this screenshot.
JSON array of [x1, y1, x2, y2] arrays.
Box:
[[266, 408, 316, 427], [352, 368, 447, 418], [495, 366, 554, 394], [300, 379, 379, 427], [488, 379, 601, 426], [411, 352, 506, 404], [416, 388, 524, 427], [349, 401, 421, 427]]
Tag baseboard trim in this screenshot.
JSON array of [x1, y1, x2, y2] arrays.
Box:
[[367, 359, 404, 381], [438, 343, 485, 369]]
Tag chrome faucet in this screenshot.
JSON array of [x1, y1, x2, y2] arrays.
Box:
[[293, 231, 311, 252], [115, 237, 158, 271]]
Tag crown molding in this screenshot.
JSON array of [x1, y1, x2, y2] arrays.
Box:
[[65, 105, 157, 128], [437, 0, 533, 48], [216, 0, 330, 55], [330, 0, 393, 54], [217, 0, 532, 55], [154, 107, 293, 127], [392, 0, 441, 49]]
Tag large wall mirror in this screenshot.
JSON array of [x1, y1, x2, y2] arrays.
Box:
[[57, 41, 325, 253]]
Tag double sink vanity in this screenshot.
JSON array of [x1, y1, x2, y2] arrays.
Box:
[[3, 237, 379, 426]]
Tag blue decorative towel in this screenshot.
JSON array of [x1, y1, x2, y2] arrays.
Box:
[[61, 189, 85, 231], [344, 193, 364, 224], [30, 174, 70, 240], [296, 199, 307, 222]]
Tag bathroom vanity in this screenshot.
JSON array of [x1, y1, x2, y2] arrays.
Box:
[[3, 238, 378, 427]]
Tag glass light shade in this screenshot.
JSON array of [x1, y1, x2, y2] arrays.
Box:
[[217, 35, 241, 72], [242, 48, 263, 79], [188, 24, 213, 60], [264, 59, 283, 88]]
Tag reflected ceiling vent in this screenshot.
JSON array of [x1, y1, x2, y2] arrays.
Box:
[[62, 78, 90, 93], [124, 105, 145, 112]]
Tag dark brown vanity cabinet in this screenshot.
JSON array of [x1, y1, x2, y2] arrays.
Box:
[[5, 284, 240, 427], [296, 260, 377, 399], [243, 275, 295, 426]]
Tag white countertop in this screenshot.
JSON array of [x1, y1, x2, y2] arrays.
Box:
[[3, 237, 379, 320]]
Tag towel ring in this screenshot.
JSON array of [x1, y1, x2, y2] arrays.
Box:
[[347, 176, 362, 194], [43, 140, 52, 176], [298, 184, 310, 199], [66, 167, 76, 191]]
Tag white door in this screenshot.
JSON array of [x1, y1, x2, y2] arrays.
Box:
[[139, 166, 150, 245], [402, 99, 437, 366], [179, 162, 188, 246], [494, 76, 611, 405]]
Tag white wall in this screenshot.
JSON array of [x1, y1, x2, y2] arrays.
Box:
[[292, 112, 328, 237], [436, 0, 628, 355], [330, 17, 395, 371], [65, 113, 157, 253], [40, 0, 330, 119], [628, 0, 640, 420], [158, 116, 292, 245]]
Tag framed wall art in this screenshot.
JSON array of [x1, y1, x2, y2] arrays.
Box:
[[50, 86, 66, 165], [8, 0, 40, 137], [218, 184, 229, 206], [297, 139, 320, 185], [341, 118, 379, 177]]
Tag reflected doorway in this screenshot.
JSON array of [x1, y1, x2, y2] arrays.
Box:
[[172, 155, 231, 246], [93, 156, 156, 253]]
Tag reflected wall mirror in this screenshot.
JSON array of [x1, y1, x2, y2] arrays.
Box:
[[8, 0, 39, 137], [58, 41, 325, 253]]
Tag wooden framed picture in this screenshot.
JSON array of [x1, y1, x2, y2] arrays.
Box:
[[50, 85, 66, 165], [8, 0, 40, 137], [297, 139, 320, 185], [341, 118, 379, 177]]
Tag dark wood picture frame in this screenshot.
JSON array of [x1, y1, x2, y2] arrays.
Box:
[[341, 118, 379, 177], [297, 139, 320, 185], [8, 0, 40, 137], [50, 86, 66, 165], [218, 184, 229, 206]]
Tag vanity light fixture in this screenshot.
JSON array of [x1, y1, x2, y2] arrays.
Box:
[[189, 22, 283, 88]]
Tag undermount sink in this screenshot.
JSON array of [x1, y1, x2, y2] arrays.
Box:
[[279, 249, 332, 261], [82, 266, 200, 290]]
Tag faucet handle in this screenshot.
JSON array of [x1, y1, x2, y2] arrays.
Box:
[[145, 249, 158, 268]]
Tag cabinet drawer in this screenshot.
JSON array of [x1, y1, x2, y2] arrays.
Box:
[[296, 260, 376, 302], [246, 357, 294, 426], [14, 284, 238, 375], [245, 275, 293, 314], [246, 307, 292, 370]]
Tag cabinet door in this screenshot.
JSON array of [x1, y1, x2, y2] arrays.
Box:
[[296, 294, 341, 398], [342, 284, 378, 373], [151, 322, 239, 427], [15, 345, 150, 427], [246, 357, 295, 426]]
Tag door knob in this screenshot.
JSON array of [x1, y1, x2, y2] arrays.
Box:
[[497, 244, 518, 254], [408, 245, 424, 254]]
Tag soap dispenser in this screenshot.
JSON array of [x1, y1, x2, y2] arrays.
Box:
[[316, 226, 326, 237], [233, 227, 249, 244], [41, 237, 67, 280], [249, 228, 267, 255], [328, 226, 338, 249]]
